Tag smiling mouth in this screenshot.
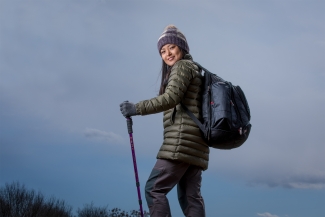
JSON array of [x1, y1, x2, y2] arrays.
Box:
[[168, 57, 174, 61]]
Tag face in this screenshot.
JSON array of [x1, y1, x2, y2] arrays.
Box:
[[160, 44, 183, 66]]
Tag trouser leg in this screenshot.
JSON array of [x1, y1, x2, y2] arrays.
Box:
[[177, 165, 205, 217], [145, 159, 190, 217]]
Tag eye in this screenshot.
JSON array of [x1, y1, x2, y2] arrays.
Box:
[[161, 50, 165, 54]]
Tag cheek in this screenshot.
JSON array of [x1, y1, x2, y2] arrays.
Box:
[[162, 55, 169, 64], [176, 52, 182, 60]]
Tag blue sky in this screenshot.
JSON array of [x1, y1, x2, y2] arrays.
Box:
[[0, 0, 324, 216]]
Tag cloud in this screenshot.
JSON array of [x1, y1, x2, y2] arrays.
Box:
[[257, 212, 279, 217], [83, 128, 124, 144], [247, 171, 325, 190]]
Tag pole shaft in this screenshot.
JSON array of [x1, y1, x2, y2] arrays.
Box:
[[126, 117, 144, 217]]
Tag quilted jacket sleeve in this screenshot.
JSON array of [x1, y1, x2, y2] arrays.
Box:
[[135, 60, 196, 115]]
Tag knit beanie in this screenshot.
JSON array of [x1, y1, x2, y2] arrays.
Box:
[[157, 25, 189, 54]]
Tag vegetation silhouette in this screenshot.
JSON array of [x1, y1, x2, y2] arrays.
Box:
[[0, 182, 149, 217], [0, 182, 72, 217], [77, 203, 150, 217]]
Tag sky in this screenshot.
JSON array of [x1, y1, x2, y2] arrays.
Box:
[[0, 0, 324, 216]]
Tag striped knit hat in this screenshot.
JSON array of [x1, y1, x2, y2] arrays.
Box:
[[157, 25, 189, 54]]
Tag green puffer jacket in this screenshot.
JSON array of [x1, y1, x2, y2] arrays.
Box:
[[135, 54, 209, 170]]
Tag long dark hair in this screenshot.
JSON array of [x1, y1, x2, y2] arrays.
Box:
[[158, 47, 188, 95]]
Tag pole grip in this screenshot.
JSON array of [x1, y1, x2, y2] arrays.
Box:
[[126, 117, 133, 134]]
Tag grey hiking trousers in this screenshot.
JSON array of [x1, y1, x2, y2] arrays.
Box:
[[145, 159, 205, 217]]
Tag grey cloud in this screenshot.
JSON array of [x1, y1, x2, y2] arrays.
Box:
[[248, 173, 325, 189], [257, 213, 279, 217], [84, 128, 124, 144]]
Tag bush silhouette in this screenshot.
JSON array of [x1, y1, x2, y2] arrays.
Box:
[[77, 203, 150, 217], [0, 182, 72, 217], [0, 182, 149, 217], [77, 202, 108, 217]]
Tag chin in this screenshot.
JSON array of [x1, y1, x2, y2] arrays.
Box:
[[168, 61, 176, 66]]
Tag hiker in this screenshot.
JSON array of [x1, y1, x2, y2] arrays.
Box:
[[120, 25, 209, 217]]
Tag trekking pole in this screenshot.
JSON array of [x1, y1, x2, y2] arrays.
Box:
[[126, 117, 144, 217]]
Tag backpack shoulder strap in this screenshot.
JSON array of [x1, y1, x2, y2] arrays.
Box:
[[193, 61, 212, 74], [180, 103, 206, 134], [181, 61, 210, 136]]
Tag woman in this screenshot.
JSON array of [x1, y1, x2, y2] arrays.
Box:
[[120, 25, 209, 217]]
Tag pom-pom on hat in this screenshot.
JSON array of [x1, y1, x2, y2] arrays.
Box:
[[157, 25, 189, 55]]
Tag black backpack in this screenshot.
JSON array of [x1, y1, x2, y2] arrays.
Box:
[[181, 62, 252, 150]]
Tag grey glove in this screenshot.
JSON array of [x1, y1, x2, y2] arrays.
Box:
[[119, 101, 137, 117]]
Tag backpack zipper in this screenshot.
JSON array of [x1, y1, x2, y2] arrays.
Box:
[[229, 83, 244, 130], [207, 72, 212, 141], [234, 86, 250, 119]]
